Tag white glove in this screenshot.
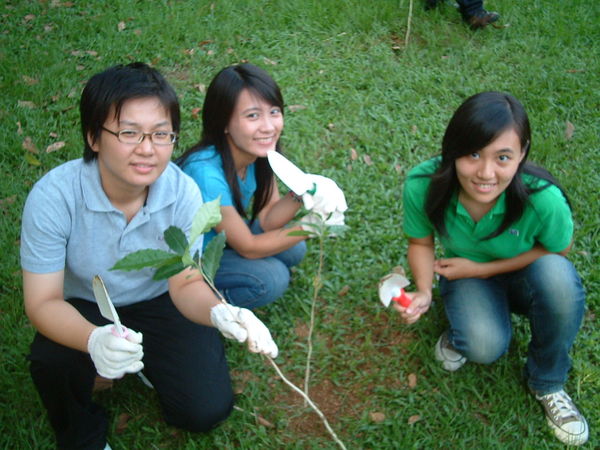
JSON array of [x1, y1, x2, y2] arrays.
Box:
[[87, 324, 144, 379], [210, 303, 279, 358], [301, 174, 348, 219]]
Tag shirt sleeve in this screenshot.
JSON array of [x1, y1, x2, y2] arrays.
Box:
[[403, 173, 434, 239], [183, 159, 234, 207], [532, 185, 573, 253], [20, 181, 70, 273]]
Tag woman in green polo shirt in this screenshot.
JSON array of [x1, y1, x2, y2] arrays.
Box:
[[399, 92, 587, 446]]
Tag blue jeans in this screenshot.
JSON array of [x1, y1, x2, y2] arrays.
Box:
[[440, 254, 585, 395], [214, 221, 306, 309]]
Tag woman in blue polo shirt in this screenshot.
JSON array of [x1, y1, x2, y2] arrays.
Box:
[[178, 63, 347, 310], [398, 92, 587, 446]]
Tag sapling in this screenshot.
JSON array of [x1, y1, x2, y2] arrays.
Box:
[[289, 217, 347, 403], [111, 198, 347, 450]]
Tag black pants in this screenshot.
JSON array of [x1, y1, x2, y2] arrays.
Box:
[[28, 293, 233, 450]]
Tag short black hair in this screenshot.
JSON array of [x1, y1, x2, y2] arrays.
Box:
[[80, 62, 180, 162]]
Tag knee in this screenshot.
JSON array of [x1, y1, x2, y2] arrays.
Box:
[[528, 255, 585, 313], [456, 324, 510, 364], [167, 396, 234, 433]]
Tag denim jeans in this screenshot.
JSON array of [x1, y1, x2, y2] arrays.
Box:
[[440, 254, 585, 395], [214, 220, 307, 309]]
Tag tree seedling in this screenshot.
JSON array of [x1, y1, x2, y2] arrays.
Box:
[[111, 198, 347, 450]]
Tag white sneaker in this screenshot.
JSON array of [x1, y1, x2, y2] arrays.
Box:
[[535, 389, 588, 446], [434, 332, 466, 371]]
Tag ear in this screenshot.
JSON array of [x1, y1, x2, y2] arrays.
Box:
[[87, 132, 100, 153]]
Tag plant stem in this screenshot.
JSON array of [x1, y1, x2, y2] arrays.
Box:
[[200, 258, 345, 449], [267, 357, 347, 450], [405, 0, 413, 47], [303, 231, 325, 401]]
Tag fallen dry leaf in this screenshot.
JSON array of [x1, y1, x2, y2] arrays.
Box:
[[24, 14, 36, 22], [76, 65, 85, 71], [18, 100, 36, 109], [194, 83, 206, 93], [327, 123, 335, 130], [44, 24, 54, 32], [337, 285, 350, 297], [287, 104, 307, 112], [117, 21, 126, 31], [49, 132, 58, 138], [191, 107, 201, 120], [226, 48, 234, 54], [134, 28, 142, 36], [370, 411, 386, 423], [22, 75, 39, 85], [363, 154, 373, 166], [408, 414, 422, 425], [0, 195, 17, 206], [46, 141, 66, 153], [255, 413, 275, 428], [411, 125, 418, 134], [263, 57, 277, 65], [22, 137, 38, 153], [565, 121, 575, 140], [16, 121, 23, 135], [349, 148, 358, 160], [295, 323, 310, 338], [115, 413, 131, 433], [407, 373, 417, 389]]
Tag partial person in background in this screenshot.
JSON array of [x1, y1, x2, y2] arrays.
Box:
[[425, 0, 500, 29], [178, 63, 347, 310], [397, 91, 588, 446], [21, 62, 278, 450]]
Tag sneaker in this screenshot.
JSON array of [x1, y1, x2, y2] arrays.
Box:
[[464, 9, 500, 29], [435, 332, 466, 371], [535, 390, 589, 446]]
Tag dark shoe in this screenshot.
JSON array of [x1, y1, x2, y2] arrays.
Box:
[[465, 9, 500, 29]]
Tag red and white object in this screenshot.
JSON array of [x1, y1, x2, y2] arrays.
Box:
[[378, 272, 411, 308]]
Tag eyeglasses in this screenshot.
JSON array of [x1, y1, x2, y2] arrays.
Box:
[[102, 127, 178, 145]]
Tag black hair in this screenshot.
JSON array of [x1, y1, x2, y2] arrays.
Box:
[[177, 63, 283, 221], [80, 62, 180, 162], [424, 91, 569, 239]]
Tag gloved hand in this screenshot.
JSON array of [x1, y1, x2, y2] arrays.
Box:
[[87, 324, 144, 379], [210, 303, 279, 358], [301, 174, 348, 219]]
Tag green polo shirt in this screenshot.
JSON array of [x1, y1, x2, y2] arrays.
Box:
[[403, 157, 573, 263]]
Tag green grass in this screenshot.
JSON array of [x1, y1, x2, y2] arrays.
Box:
[[1, 0, 599, 448]]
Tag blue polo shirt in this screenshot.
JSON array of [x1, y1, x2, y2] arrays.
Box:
[[403, 158, 573, 263], [181, 146, 256, 248], [20, 158, 203, 306]]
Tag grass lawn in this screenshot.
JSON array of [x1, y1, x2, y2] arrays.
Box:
[[1, 0, 598, 448]]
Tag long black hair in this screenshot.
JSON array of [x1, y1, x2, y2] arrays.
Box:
[[424, 91, 569, 239], [177, 63, 284, 221]]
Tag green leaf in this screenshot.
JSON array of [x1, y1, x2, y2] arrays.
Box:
[[287, 229, 313, 237], [153, 259, 186, 280], [201, 231, 226, 283], [189, 197, 222, 247], [111, 249, 175, 271], [164, 226, 188, 255]]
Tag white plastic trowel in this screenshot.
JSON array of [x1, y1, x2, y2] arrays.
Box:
[[378, 268, 411, 308]]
